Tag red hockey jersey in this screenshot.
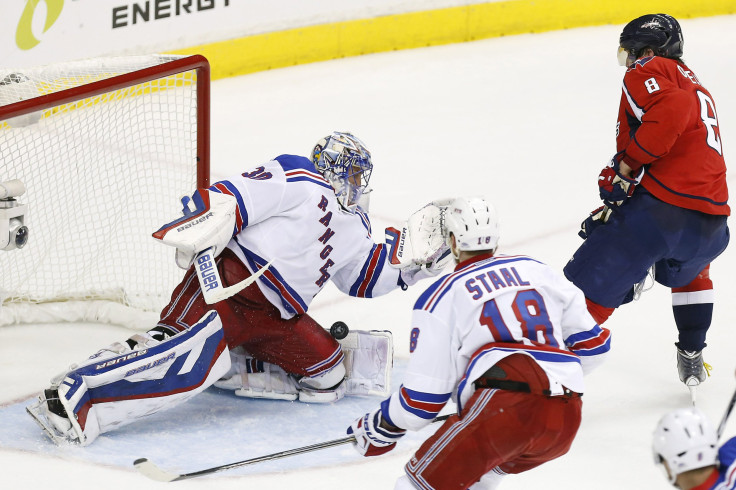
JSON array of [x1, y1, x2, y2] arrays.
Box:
[[616, 56, 729, 216]]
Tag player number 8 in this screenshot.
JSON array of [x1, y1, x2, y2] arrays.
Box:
[[696, 91, 722, 156]]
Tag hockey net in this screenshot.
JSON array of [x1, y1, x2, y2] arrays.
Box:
[[0, 54, 210, 329]]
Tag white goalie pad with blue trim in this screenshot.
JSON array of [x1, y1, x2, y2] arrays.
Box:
[[28, 311, 230, 446]]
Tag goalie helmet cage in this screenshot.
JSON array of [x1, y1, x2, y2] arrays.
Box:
[[0, 54, 210, 329]]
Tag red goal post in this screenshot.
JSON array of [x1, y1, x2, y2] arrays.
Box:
[[0, 54, 210, 329]]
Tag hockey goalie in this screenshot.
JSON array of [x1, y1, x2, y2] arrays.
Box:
[[26, 131, 451, 446]]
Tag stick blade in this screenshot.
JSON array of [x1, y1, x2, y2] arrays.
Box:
[[134, 458, 181, 482]]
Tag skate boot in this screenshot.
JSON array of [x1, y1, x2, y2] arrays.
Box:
[[676, 347, 712, 404], [26, 388, 80, 445], [677, 348, 708, 385]]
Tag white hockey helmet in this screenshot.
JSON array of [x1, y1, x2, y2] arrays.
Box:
[[652, 407, 718, 484], [443, 197, 500, 258], [311, 132, 373, 214]]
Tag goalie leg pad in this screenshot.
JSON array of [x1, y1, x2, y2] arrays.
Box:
[[215, 347, 347, 403], [299, 362, 346, 390], [215, 330, 393, 403], [341, 330, 393, 396], [297, 363, 347, 403], [28, 310, 230, 446], [214, 330, 393, 403], [215, 347, 299, 401]]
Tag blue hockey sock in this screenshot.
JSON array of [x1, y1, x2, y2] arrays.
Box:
[[672, 302, 712, 352]]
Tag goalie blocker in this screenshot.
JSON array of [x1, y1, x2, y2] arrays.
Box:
[[152, 189, 272, 305]]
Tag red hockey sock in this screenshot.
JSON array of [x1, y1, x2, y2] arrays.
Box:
[[585, 298, 615, 325]]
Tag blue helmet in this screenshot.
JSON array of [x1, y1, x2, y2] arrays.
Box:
[[619, 14, 683, 62], [311, 132, 373, 214]]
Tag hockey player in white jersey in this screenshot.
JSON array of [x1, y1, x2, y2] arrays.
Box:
[[653, 407, 736, 489], [347, 197, 611, 489], [27, 132, 449, 446]]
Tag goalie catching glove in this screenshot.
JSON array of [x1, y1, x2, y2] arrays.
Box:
[[386, 199, 453, 286], [152, 189, 237, 269], [598, 155, 644, 206], [348, 408, 406, 457]]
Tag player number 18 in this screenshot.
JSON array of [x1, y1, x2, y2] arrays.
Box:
[[479, 289, 559, 347]]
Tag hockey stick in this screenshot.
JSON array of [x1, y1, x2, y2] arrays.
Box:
[[194, 246, 272, 304], [134, 414, 452, 482], [717, 372, 736, 440]]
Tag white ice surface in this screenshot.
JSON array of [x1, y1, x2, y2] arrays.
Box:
[[3, 15, 736, 489]]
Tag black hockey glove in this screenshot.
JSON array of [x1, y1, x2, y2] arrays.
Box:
[[598, 156, 644, 206], [578, 205, 612, 240]]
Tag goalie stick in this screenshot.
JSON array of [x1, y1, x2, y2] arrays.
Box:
[[134, 414, 451, 482], [195, 246, 272, 304]]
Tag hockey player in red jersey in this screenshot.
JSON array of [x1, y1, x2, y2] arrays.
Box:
[[563, 14, 729, 397], [348, 197, 610, 489]]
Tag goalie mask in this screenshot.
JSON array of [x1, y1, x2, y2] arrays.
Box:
[[443, 197, 500, 259], [618, 13, 683, 66], [312, 132, 373, 214], [652, 407, 718, 485]]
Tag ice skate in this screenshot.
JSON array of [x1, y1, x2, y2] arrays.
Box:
[[26, 388, 79, 445], [676, 348, 711, 404]]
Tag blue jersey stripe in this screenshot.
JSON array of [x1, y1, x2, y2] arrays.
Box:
[[380, 396, 397, 427], [286, 175, 333, 190], [401, 386, 452, 403], [363, 245, 386, 297], [275, 154, 313, 172], [418, 256, 542, 313], [349, 244, 383, 296], [565, 326, 612, 357], [574, 343, 611, 356], [356, 208, 371, 234], [237, 244, 308, 315], [215, 180, 249, 229], [565, 326, 604, 345], [413, 276, 446, 309], [398, 394, 443, 420]]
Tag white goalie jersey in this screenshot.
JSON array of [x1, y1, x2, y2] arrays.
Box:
[[209, 154, 404, 318]]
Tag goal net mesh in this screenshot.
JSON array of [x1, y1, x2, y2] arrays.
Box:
[[0, 54, 208, 328]]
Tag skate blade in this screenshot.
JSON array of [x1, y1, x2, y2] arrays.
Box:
[[26, 398, 67, 446], [688, 384, 697, 405]]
